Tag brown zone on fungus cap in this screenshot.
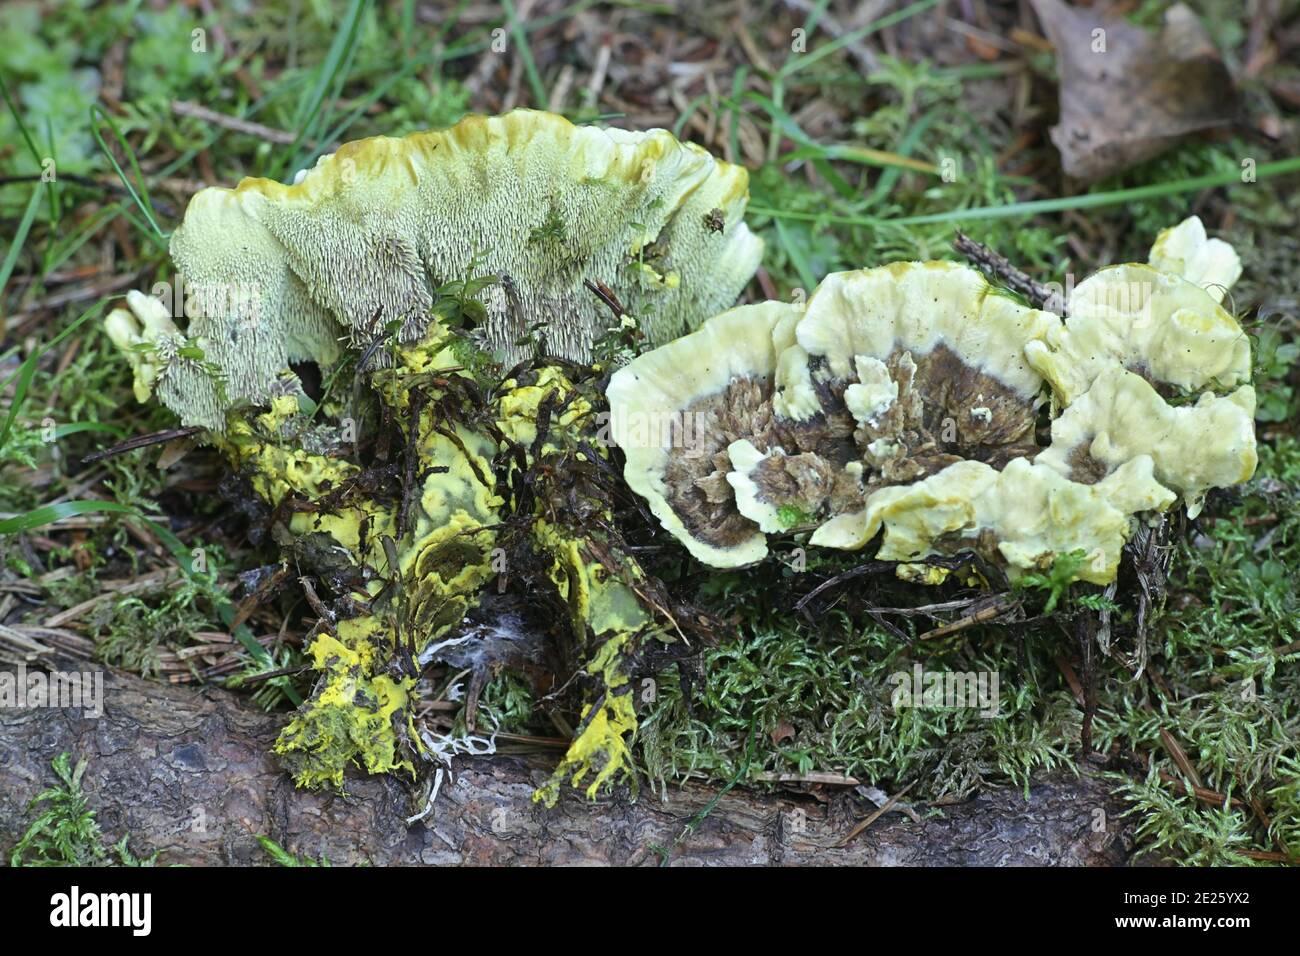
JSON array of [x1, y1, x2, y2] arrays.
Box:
[[743, 451, 859, 528], [660, 342, 1046, 543], [1120, 360, 1240, 408], [660, 378, 771, 550], [1060, 440, 1110, 485], [838, 344, 1039, 472], [926, 526, 1009, 571]]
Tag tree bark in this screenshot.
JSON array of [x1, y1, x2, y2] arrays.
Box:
[[0, 670, 1137, 866]]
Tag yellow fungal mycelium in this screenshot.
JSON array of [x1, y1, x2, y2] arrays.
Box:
[[104, 111, 728, 805], [609, 221, 1257, 585], [495, 369, 665, 806]]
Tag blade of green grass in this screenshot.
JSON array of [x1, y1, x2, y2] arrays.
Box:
[[279, 0, 368, 179], [889, 157, 1300, 226], [0, 72, 42, 170], [89, 106, 167, 247], [53, 422, 128, 440], [782, 142, 938, 175], [0, 182, 45, 303], [727, 67, 750, 165], [315, 47, 449, 148], [799, 0, 833, 37], [42, 114, 62, 239], [0, 71, 60, 225], [0, 499, 163, 536], [501, 0, 549, 107], [778, 0, 943, 79], [672, 93, 710, 140], [749, 155, 1300, 227], [774, 217, 817, 291]]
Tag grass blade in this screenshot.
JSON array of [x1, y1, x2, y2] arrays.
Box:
[[501, 0, 549, 107], [53, 422, 128, 440], [779, 0, 943, 79], [0, 71, 44, 171], [749, 155, 1300, 227], [774, 217, 817, 291], [0, 71, 58, 224], [89, 106, 167, 246], [891, 156, 1300, 226], [0, 499, 159, 536], [279, 0, 368, 178], [0, 182, 45, 302], [0, 297, 101, 452]]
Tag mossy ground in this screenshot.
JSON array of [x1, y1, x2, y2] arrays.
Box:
[[2, 0, 1297, 864]]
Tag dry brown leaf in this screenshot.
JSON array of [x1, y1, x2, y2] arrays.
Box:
[[1031, 0, 1239, 182], [769, 720, 796, 745]]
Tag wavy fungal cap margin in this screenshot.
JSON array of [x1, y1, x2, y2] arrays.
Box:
[[1148, 214, 1242, 304], [610, 228, 1258, 585], [105, 110, 763, 430], [606, 301, 799, 568], [1024, 262, 1251, 405], [792, 260, 1058, 396]]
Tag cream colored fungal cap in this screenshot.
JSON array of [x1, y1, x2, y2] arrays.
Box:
[[1149, 215, 1242, 303], [1035, 366, 1257, 515], [725, 439, 785, 533], [607, 301, 799, 567], [610, 261, 1063, 572], [104, 290, 185, 404], [790, 261, 1058, 397], [1024, 263, 1251, 405], [113, 110, 762, 430], [811, 456, 1175, 584]]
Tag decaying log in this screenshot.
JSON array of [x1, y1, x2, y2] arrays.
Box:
[[0, 670, 1136, 865]]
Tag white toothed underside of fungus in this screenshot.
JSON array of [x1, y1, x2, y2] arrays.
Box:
[[105, 110, 763, 430]]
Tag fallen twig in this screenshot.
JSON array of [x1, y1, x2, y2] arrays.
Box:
[[953, 231, 1062, 313]]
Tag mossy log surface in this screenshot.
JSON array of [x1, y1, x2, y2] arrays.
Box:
[[1, 669, 1138, 866]]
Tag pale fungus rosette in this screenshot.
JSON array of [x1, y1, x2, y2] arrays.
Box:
[[607, 300, 801, 567], [610, 218, 1257, 585]]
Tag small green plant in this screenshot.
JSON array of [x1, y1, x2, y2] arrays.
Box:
[[431, 269, 497, 330], [10, 752, 156, 866], [257, 835, 330, 867], [1252, 325, 1300, 423], [88, 564, 228, 678], [469, 672, 536, 735], [225, 643, 308, 711], [1015, 549, 1090, 614], [527, 206, 568, 248], [1076, 591, 1121, 614], [1110, 768, 1261, 866], [776, 503, 816, 529]]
